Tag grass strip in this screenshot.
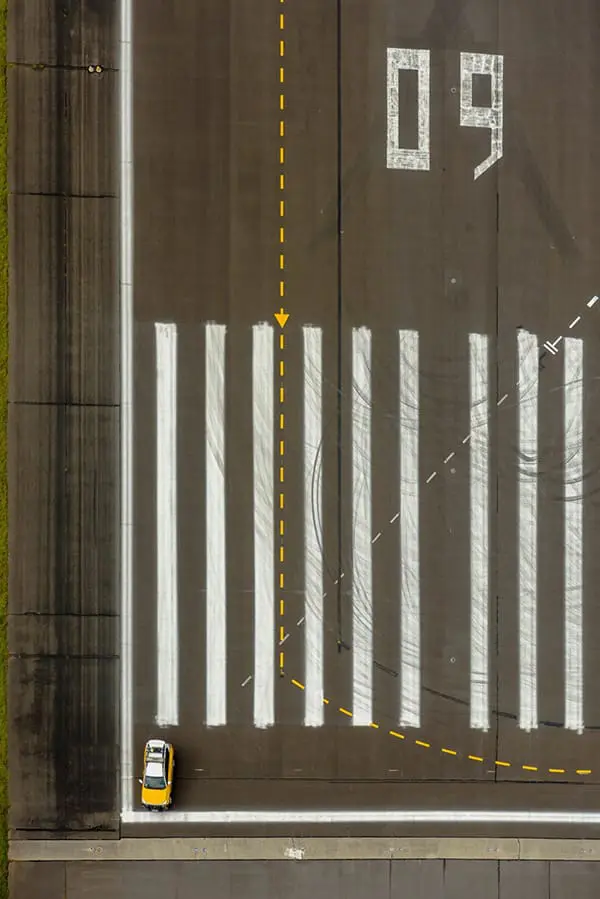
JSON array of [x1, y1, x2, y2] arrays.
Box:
[[0, 0, 8, 895]]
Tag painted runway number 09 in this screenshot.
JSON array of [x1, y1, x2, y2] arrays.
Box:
[[387, 48, 504, 180]]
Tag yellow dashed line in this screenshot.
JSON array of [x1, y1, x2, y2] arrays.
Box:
[[279, 573, 284, 589], [284, 679, 593, 779], [277, 8, 286, 674]]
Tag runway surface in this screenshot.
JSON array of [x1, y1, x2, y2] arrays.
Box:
[[8, 1, 119, 836], [126, 0, 600, 825], [8, 0, 600, 857]]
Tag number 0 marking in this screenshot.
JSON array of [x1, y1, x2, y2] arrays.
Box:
[[460, 52, 504, 180], [386, 48, 431, 171]]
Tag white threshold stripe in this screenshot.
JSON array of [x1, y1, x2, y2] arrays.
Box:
[[205, 324, 227, 726], [518, 329, 538, 732], [469, 334, 489, 731], [352, 327, 373, 726], [155, 323, 179, 727], [119, 0, 134, 812], [304, 326, 324, 727], [122, 809, 600, 825], [253, 323, 275, 728], [563, 337, 584, 733], [399, 329, 420, 728]]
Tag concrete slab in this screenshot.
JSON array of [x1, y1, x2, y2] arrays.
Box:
[[8, 0, 117, 68]]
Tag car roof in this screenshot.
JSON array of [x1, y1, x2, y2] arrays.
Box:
[[145, 761, 164, 778]]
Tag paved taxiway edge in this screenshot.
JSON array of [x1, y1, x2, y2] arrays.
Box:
[[10, 837, 600, 862]]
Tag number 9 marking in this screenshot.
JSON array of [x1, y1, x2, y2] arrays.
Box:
[[460, 52, 504, 181]]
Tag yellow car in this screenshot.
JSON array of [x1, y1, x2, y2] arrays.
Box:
[[139, 739, 175, 810]]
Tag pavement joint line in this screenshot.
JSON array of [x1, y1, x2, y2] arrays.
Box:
[[239, 292, 600, 775], [284, 675, 595, 778]]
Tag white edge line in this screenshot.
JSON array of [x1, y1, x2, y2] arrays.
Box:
[[122, 809, 600, 825], [120, 0, 134, 814]]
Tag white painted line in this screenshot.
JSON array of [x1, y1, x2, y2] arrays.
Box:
[[352, 327, 373, 726], [399, 330, 420, 729], [426, 471, 436, 483], [460, 52, 504, 180], [304, 326, 324, 726], [469, 334, 489, 731], [497, 393, 509, 405], [372, 532, 382, 544], [443, 452, 455, 464], [119, 0, 134, 814], [155, 323, 179, 727], [253, 323, 275, 728], [569, 316, 581, 329], [462, 434, 471, 444], [205, 324, 227, 726], [386, 48, 431, 171], [563, 337, 584, 733], [390, 512, 400, 524], [587, 295, 598, 307], [241, 676, 252, 688], [518, 329, 538, 732], [122, 809, 600, 825]]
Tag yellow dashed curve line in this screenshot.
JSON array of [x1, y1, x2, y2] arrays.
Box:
[[286, 677, 594, 778]]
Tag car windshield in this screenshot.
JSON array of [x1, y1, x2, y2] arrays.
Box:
[[143, 775, 166, 790]]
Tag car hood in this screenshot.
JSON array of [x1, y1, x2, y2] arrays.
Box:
[[141, 786, 169, 807]]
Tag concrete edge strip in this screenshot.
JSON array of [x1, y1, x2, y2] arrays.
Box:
[[8, 838, 600, 862]]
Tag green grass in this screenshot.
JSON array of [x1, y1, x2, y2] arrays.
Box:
[[0, 0, 8, 895]]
